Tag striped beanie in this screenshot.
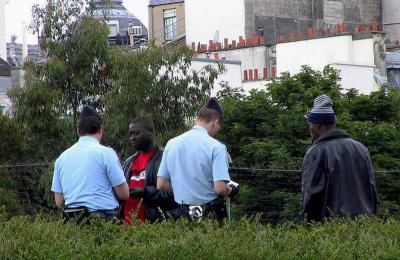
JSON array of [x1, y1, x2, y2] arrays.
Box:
[[307, 95, 336, 124]]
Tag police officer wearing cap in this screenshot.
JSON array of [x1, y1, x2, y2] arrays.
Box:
[[157, 98, 239, 222], [51, 106, 129, 223]]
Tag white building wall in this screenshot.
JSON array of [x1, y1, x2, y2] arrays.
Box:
[[191, 58, 243, 96], [242, 80, 269, 92], [0, 0, 7, 61], [0, 93, 11, 115], [218, 46, 267, 72], [331, 63, 378, 94], [185, 0, 246, 47], [276, 35, 378, 93], [351, 39, 375, 65], [0, 76, 11, 93], [195, 46, 268, 77], [276, 36, 353, 74]]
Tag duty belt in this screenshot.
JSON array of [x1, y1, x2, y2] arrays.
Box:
[[63, 207, 119, 224], [179, 198, 228, 223]]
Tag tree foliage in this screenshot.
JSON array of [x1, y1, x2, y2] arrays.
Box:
[[218, 65, 400, 221], [104, 44, 224, 156]]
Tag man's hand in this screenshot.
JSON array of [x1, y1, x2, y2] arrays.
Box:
[[228, 181, 240, 198], [129, 187, 144, 198]]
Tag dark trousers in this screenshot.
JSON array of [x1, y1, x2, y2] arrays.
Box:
[[177, 198, 228, 223], [63, 207, 119, 225]]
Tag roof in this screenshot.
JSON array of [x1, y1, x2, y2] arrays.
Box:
[[0, 58, 12, 76], [149, 0, 184, 7], [93, 0, 148, 37]]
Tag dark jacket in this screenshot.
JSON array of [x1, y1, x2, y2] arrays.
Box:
[[300, 129, 377, 222], [121, 147, 177, 223]]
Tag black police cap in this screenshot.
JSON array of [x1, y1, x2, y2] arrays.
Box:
[[79, 106, 100, 119], [206, 97, 224, 120]]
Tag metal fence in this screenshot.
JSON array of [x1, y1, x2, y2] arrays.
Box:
[[1, 163, 400, 223]]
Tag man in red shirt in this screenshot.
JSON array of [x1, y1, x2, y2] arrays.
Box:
[[121, 117, 177, 224]]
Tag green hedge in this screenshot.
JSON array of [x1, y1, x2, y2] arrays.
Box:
[[1, 215, 400, 259]]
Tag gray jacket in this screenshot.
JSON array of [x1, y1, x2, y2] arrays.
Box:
[[300, 129, 378, 222]]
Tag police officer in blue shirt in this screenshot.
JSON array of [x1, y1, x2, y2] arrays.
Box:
[[157, 98, 239, 222], [51, 106, 129, 222]]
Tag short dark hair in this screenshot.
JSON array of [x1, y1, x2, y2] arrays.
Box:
[[130, 117, 155, 132], [321, 123, 336, 129], [197, 108, 223, 123], [77, 116, 102, 135]]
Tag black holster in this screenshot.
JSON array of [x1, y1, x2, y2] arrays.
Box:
[[204, 198, 228, 222], [63, 207, 90, 225], [175, 198, 228, 223]]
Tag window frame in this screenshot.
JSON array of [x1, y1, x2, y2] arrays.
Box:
[[163, 8, 177, 41]]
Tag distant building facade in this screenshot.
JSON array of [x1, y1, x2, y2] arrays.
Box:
[[6, 36, 41, 68], [0, 57, 16, 115], [93, 0, 148, 46], [148, 0, 185, 46], [382, 0, 400, 43], [182, 0, 400, 94], [185, 0, 383, 46]]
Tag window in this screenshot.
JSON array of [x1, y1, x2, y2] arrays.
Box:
[[107, 21, 119, 37], [163, 9, 177, 41], [129, 26, 142, 36], [108, 25, 118, 37]]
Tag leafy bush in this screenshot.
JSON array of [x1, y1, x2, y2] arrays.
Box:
[[38, 164, 57, 210], [0, 216, 399, 259], [0, 168, 23, 217], [219, 66, 400, 221]]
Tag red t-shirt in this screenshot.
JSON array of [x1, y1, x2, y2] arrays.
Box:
[[123, 150, 154, 225]]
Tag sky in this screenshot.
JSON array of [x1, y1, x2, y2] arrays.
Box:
[[4, 0, 149, 44]]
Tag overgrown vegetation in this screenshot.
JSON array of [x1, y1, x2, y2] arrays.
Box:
[[218, 67, 400, 222], [1, 214, 399, 259]]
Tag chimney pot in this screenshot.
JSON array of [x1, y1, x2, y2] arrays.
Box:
[[297, 32, 303, 40], [254, 69, 259, 80], [271, 67, 276, 78], [263, 68, 268, 80], [307, 28, 313, 39], [224, 38, 228, 49], [289, 32, 295, 41], [232, 40, 237, 48]]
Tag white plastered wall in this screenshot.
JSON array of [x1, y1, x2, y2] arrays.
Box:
[[276, 35, 378, 93], [191, 59, 243, 96], [0, 0, 7, 61]]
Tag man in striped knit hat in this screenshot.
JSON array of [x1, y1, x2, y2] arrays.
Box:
[[300, 95, 377, 222]]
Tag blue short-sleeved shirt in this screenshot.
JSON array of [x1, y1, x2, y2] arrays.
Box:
[[157, 125, 230, 205], [51, 136, 126, 211]]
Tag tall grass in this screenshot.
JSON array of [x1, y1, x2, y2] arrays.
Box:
[[1, 212, 399, 259]]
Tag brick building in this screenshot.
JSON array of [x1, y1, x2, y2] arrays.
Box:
[[246, 0, 382, 44], [185, 0, 383, 46]]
